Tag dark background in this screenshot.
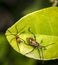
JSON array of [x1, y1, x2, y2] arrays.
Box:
[[0, 0, 58, 65]]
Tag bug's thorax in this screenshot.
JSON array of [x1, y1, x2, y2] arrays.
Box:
[[15, 34, 19, 39]]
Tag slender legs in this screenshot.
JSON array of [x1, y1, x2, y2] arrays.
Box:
[[25, 47, 35, 54], [40, 48, 44, 64], [38, 48, 44, 64], [6, 25, 26, 52], [45, 43, 55, 47], [38, 48, 41, 60], [28, 27, 43, 60]]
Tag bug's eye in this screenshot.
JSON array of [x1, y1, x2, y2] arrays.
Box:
[[29, 39, 32, 42]]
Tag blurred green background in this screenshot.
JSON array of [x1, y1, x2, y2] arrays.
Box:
[[0, 0, 58, 65]]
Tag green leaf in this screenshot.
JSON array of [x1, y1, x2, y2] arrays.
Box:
[[5, 7, 58, 61]]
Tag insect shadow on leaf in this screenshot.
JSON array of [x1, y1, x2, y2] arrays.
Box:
[[6, 25, 27, 52], [25, 27, 55, 62]]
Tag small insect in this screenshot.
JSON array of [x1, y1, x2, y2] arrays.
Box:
[[26, 27, 54, 61], [6, 25, 26, 52]]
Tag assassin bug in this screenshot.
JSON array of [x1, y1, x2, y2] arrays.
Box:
[[6, 25, 26, 52], [25, 27, 54, 61]]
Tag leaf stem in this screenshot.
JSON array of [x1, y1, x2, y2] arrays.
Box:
[[52, 0, 58, 6]]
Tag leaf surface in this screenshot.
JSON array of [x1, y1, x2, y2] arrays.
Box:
[[5, 7, 58, 60]]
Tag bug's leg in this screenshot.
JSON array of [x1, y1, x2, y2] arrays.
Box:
[[25, 47, 35, 55], [28, 27, 36, 41], [40, 40, 43, 44], [20, 38, 30, 46], [43, 43, 55, 50], [17, 42, 20, 52], [38, 48, 41, 60], [40, 48, 44, 64], [43, 46, 47, 50], [45, 43, 55, 47], [10, 37, 15, 43]]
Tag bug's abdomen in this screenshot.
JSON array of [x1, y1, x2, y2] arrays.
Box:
[[16, 38, 22, 43]]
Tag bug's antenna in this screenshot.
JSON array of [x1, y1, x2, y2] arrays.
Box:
[[28, 27, 36, 41], [7, 30, 15, 36], [15, 25, 18, 34], [6, 25, 18, 36], [15, 25, 25, 34], [18, 26, 26, 34]]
